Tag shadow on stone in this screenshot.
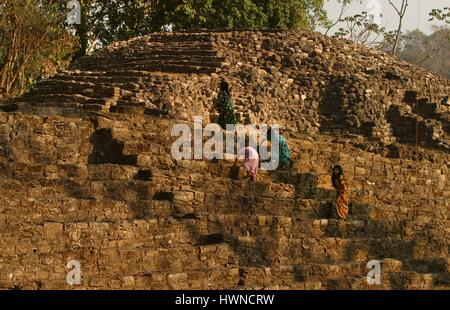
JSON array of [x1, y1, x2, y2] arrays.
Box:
[[315, 201, 335, 219], [197, 233, 224, 246], [134, 169, 153, 180], [88, 128, 137, 165], [61, 179, 95, 200], [350, 202, 370, 220], [153, 191, 174, 202]]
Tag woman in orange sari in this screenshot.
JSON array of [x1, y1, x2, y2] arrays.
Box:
[[332, 165, 349, 219]]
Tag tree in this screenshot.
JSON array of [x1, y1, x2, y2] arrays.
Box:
[[323, 0, 352, 36], [333, 11, 395, 49], [151, 0, 265, 30], [388, 0, 408, 55], [150, 0, 327, 31], [0, 0, 77, 96], [89, 0, 155, 46], [399, 27, 450, 78]]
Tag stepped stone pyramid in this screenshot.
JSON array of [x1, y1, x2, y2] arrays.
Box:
[[0, 31, 449, 290]]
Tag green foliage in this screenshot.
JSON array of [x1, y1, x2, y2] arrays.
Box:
[[429, 7, 450, 24], [151, 0, 326, 31], [333, 11, 395, 49], [0, 0, 78, 96], [151, 0, 265, 30], [261, 0, 328, 30], [89, 0, 155, 45]]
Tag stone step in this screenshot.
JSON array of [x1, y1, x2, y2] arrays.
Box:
[[0, 178, 301, 213], [325, 271, 450, 290], [81, 50, 219, 66], [123, 54, 226, 62], [0, 243, 238, 289], [121, 59, 225, 68], [128, 49, 218, 57], [35, 79, 96, 88], [53, 74, 143, 86], [1, 162, 443, 222], [29, 94, 92, 104], [385, 271, 450, 289], [110, 105, 146, 115], [236, 259, 434, 287], [1, 211, 446, 288], [82, 103, 110, 112], [2, 187, 445, 243], [143, 38, 213, 44], [64, 69, 150, 77], [0, 267, 240, 290], [100, 42, 215, 51], [230, 236, 446, 265], [27, 81, 120, 97], [47, 79, 141, 92], [27, 94, 117, 107], [124, 64, 220, 74], [115, 99, 147, 107], [92, 48, 219, 61], [129, 43, 215, 50], [21, 101, 82, 109], [197, 214, 448, 240], [27, 87, 120, 100], [1, 207, 446, 262], [142, 34, 213, 42]]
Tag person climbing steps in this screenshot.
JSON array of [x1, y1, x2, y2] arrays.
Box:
[[234, 145, 260, 182], [332, 165, 349, 220], [266, 126, 292, 170], [215, 78, 236, 130]]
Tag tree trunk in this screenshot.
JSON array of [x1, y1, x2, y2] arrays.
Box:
[[392, 17, 403, 55], [73, 1, 89, 60], [389, 0, 408, 56]]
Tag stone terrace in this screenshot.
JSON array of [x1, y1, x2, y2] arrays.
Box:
[[0, 31, 448, 290]]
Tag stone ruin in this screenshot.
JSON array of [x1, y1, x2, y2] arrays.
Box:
[[0, 30, 448, 289]]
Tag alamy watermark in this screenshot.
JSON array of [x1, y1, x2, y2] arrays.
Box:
[[66, 260, 81, 286], [171, 116, 281, 170], [367, 259, 381, 285], [66, 0, 81, 25]]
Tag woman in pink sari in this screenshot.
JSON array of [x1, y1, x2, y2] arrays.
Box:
[[235, 146, 260, 182]]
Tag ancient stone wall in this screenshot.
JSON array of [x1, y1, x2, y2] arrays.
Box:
[[0, 112, 447, 289], [0, 31, 448, 290]]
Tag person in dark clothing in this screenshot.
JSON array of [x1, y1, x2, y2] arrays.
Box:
[[215, 79, 236, 129]]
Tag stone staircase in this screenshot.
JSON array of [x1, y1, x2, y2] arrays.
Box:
[[0, 112, 448, 290], [10, 33, 226, 116], [3, 30, 449, 150], [361, 119, 396, 144], [75, 33, 226, 74]]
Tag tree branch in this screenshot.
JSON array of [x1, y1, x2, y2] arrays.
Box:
[[325, 1, 348, 36], [388, 0, 401, 15]]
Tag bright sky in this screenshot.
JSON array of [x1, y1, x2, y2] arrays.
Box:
[[322, 0, 449, 35]]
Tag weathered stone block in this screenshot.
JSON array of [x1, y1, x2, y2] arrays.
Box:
[[43, 223, 63, 237]]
